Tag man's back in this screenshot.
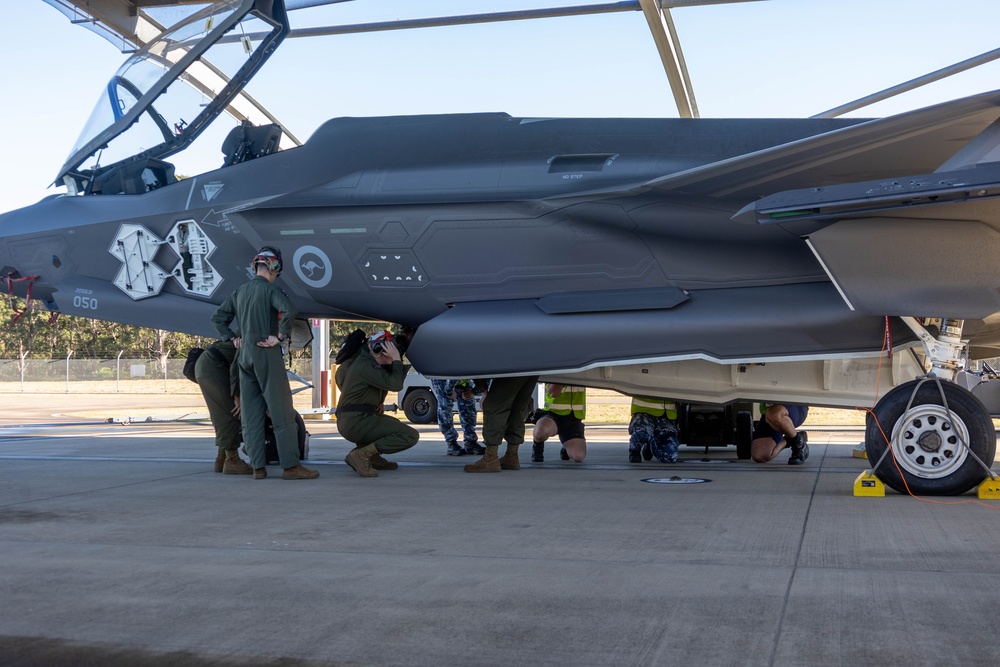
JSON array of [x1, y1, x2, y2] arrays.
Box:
[[339, 350, 408, 408]]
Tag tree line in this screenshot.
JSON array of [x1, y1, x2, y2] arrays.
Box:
[[0, 295, 384, 360]]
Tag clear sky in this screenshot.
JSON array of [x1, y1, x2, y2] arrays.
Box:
[[2, 0, 999, 211]]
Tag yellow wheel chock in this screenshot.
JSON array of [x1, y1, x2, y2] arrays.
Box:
[[853, 469, 885, 497], [977, 475, 1000, 500]]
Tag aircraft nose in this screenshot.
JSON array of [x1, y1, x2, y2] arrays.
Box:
[[0, 208, 54, 303], [0, 211, 16, 282]]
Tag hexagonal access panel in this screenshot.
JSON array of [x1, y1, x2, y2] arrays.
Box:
[[360, 250, 426, 287], [108, 224, 168, 300], [164, 219, 222, 297], [379, 220, 409, 245]]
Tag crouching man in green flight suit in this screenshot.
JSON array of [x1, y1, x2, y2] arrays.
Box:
[[211, 246, 318, 481], [194, 338, 253, 475], [337, 330, 419, 477]]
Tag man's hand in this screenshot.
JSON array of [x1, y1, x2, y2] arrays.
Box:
[[232, 337, 242, 349], [258, 335, 281, 348], [381, 340, 401, 362], [231, 395, 241, 419]]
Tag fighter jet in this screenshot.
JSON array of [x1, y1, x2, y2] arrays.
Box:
[[3, 0, 1000, 495]]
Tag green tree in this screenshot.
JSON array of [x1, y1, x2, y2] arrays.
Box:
[[1, 292, 395, 362]]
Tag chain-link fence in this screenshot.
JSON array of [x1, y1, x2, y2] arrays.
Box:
[[0, 354, 314, 394]]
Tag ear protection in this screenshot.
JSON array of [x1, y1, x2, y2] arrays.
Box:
[[250, 246, 282, 275], [368, 330, 393, 355]]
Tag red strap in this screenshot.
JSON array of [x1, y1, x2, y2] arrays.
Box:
[[4, 272, 39, 324]]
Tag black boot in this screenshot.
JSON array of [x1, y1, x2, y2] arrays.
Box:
[[531, 440, 544, 463], [560, 447, 570, 461], [787, 431, 809, 465], [464, 440, 485, 455], [447, 441, 467, 456]]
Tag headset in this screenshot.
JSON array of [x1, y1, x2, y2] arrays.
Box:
[[368, 330, 393, 355], [250, 246, 282, 275]]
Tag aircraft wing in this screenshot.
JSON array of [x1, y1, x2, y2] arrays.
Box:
[[645, 90, 1000, 202]]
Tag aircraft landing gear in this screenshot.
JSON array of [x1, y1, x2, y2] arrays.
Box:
[[866, 318, 997, 495]]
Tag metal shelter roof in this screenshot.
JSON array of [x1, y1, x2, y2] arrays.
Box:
[[38, 0, 1000, 135]]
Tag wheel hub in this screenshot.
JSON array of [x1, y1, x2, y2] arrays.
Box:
[[890, 404, 970, 479], [916, 430, 941, 453]]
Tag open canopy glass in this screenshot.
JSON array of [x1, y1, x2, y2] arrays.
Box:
[[58, 0, 288, 194]]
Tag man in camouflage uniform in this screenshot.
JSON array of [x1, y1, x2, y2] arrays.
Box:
[[212, 246, 318, 481], [431, 379, 484, 456], [628, 396, 680, 463]]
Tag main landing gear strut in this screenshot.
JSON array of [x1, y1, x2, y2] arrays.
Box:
[[866, 318, 996, 495]]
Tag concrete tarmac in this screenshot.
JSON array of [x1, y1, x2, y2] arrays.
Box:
[[1, 394, 999, 666]]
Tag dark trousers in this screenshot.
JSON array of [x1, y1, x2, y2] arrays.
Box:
[[481, 376, 538, 448]]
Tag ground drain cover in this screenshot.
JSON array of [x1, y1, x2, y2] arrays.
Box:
[[642, 476, 711, 484]]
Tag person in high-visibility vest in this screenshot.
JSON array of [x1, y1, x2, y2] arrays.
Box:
[[628, 396, 680, 463], [531, 384, 587, 463], [750, 404, 809, 464]]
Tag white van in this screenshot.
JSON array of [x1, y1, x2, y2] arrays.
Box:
[[398, 373, 540, 425]]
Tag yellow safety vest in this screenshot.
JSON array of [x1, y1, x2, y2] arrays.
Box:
[[631, 396, 677, 420], [545, 385, 586, 419]]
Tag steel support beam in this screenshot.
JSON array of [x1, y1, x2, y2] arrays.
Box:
[[639, 0, 698, 117]]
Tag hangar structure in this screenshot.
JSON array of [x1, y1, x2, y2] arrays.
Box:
[[40, 0, 1000, 123]]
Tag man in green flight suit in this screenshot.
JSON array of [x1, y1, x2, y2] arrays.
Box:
[[337, 330, 419, 477], [194, 338, 253, 475], [211, 246, 318, 481]]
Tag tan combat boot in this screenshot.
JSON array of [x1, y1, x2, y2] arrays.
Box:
[[499, 444, 520, 470], [282, 464, 320, 480], [464, 445, 501, 473], [253, 467, 267, 480], [370, 453, 398, 470], [223, 449, 254, 475], [345, 445, 378, 477], [213, 448, 226, 473]]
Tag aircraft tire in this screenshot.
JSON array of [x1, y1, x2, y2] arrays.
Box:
[[866, 379, 995, 495], [402, 388, 437, 424], [735, 411, 753, 460]]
